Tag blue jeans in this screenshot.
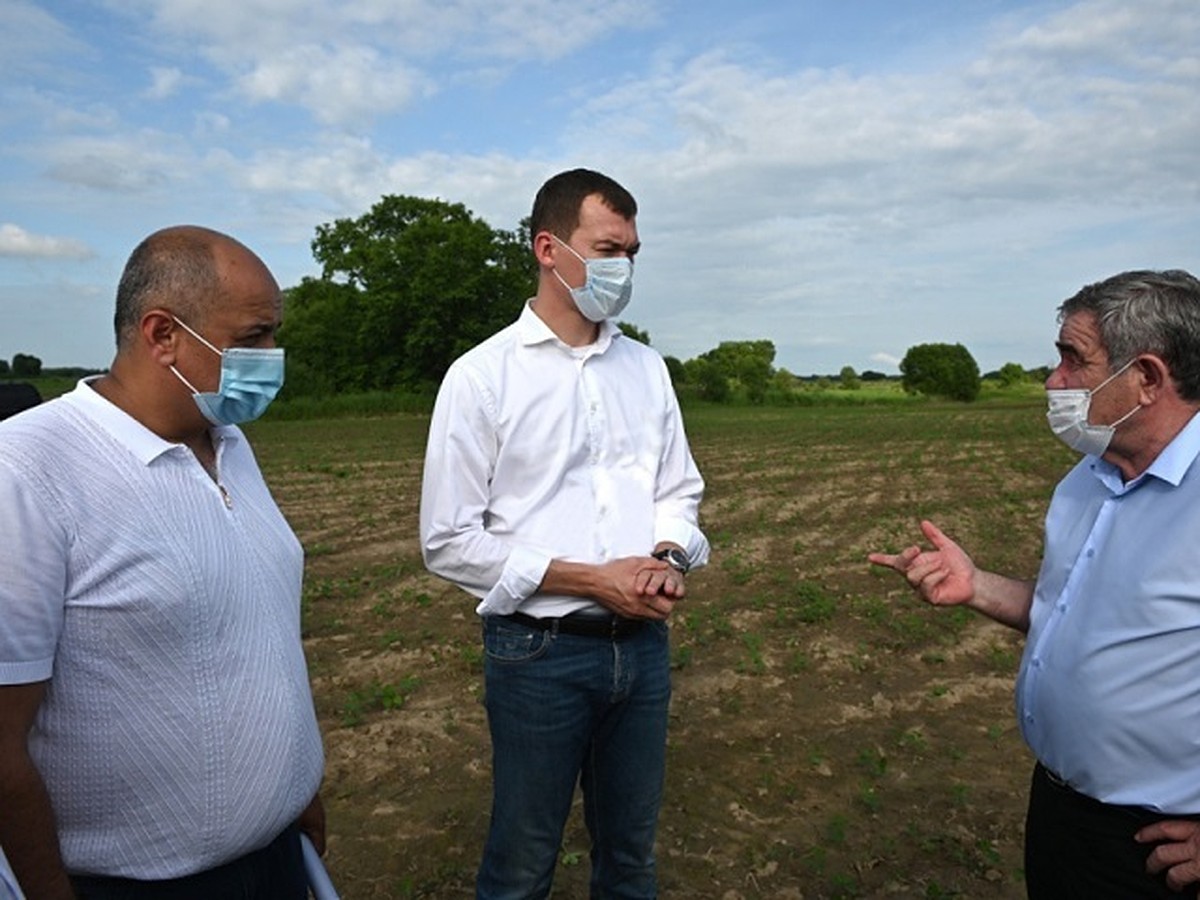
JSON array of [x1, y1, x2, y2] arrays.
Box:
[[476, 616, 672, 900]]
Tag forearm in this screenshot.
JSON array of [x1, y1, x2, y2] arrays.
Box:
[[0, 755, 73, 899], [540, 559, 607, 602], [965, 570, 1035, 633]]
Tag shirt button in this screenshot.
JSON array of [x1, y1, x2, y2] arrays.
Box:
[[1086, 548, 1095, 558]]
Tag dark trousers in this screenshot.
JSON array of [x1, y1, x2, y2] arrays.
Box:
[[1025, 763, 1200, 899], [70, 825, 306, 899]]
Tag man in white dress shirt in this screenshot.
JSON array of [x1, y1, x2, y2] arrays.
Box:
[[871, 269, 1200, 897], [421, 169, 709, 899], [0, 226, 325, 899]]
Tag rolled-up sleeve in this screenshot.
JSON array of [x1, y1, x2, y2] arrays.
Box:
[[420, 364, 551, 614], [653, 371, 710, 571]]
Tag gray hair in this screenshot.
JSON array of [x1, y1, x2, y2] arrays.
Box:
[[113, 228, 221, 348], [1059, 269, 1200, 401]]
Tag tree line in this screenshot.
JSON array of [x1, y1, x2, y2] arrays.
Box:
[[4, 194, 1043, 404], [277, 194, 1042, 404]]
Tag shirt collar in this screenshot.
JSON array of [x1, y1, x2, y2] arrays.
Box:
[[67, 375, 240, 466], [1092, 410, 1200, 492], [518, 300, 622, 354]]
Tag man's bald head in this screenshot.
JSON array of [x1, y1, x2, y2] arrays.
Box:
[[112, 226, 273, 349]]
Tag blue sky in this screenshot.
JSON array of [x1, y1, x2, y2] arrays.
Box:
[[2, 0, 1197, 375]]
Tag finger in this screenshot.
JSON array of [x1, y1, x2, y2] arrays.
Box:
[[1137, 821, 1198, 843], [1145, 841, 1194, 875], [920, 520, 957, 551], [868, 546, 920, 571], [1166, 860, 1200, 891]]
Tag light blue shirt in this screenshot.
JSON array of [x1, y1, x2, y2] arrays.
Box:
[[1017, 411, 1200, 812]]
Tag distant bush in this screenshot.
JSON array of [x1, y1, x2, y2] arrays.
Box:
[[900, 343, 981, 402]]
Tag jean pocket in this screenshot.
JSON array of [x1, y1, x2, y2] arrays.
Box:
[[483, 617, 552, 663]]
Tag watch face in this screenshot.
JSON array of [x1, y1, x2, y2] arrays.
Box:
[[664, 549, 689, 572]]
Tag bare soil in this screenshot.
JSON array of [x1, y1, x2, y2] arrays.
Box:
[[249, 401, 1065, 898]]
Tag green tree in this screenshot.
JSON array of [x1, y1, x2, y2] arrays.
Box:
[[699, 340, 775, 404], [685, 357, 731, 402], [839, 365, 861, 390], [663, 355, 686, 385], [0, 359, 9, 377], [996, 362, 1028, 387], [900, 343, 981, 402], [281, 195, 535, 393], [617, 321, 650, 345], [11, 353, 42, 378]]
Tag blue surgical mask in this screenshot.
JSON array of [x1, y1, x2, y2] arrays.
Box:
[[552, 235, 634, 322], [170, 317, 285, 425]]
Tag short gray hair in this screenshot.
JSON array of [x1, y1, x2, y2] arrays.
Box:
[[1059, 269, 1200, 401]]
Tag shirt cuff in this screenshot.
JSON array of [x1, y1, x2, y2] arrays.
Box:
[[475, 545, 553, 616], [0, 656, 54, 684], [655, 519, 710, 571]]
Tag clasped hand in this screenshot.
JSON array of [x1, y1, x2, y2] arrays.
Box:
[[597, 556, 685, 620]]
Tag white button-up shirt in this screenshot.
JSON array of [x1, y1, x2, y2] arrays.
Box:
[[420, 302, 709, 617], [1018, 411, 1200, 812]]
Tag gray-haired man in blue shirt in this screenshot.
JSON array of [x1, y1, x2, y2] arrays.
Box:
[[871, 269, 1200, 898]]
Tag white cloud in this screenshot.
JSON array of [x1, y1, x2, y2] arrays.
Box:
[[237, 44, 431, 126], [41, 133, 184, 193], [145, 66, 185, 100], [106, 0, 662, 125], [0, 224, 93, 260], [0, 0, 89, 72]]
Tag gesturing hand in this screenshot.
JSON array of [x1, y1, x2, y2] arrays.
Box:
[[868, 520, 976, 607]]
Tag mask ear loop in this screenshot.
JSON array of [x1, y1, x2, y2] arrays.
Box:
[[169, 316, 222, 395], [550, 234, 588, 294], [169, 365, 201, 394], [172, 316, 223, 356]]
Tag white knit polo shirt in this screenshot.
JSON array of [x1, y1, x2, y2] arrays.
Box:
[[0, 380, 323, 879]]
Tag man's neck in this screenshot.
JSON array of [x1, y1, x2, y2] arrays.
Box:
[[529, 293, 600, 348]]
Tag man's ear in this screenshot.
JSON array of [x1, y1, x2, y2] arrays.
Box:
[[532, 231, 557, 269], [1133, 354, 1171, 405], [141, 310, 180, 366]]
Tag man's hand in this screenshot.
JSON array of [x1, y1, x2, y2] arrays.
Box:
[[635, 560, 685, 601], [1137, 819, 1200, 891], [296, 792, 326, 856], [593, 557, 680, 620], [868, 520, 976, 607]]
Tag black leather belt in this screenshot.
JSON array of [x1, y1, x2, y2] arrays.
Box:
[[504, 610, 645, 640]]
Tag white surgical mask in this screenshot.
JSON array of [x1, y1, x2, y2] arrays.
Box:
[[551, 235, 633, 322], [1046, 358, 1140, 456]]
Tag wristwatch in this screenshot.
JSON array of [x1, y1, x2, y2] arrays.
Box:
[[652, 547, 690, 574]]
